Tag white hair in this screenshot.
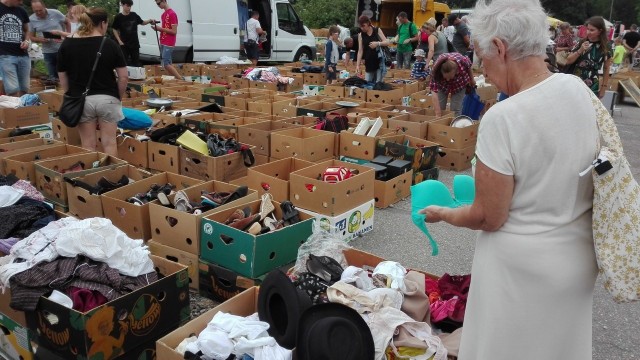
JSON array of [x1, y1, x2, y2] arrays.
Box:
[[468, 0, 548, 60]]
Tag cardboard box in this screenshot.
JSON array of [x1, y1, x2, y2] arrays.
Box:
[[37, 90, 64, 113], [227, 76, 250, 90], [117, 134, 148, 165], [66, 165, 153, 219], [436, 144, 476, 171], [101, 172, 202, 240], [3, 144, 88, 183], [413, 166, 440, 184], [246, 99, 273, 115], [34, 153, 127, 206], [237, 121, 301, 156], [149, 180, 258, 254], [289, 160, 375, 216], [200, 200, 314, 278], [303, 72, 326, 85], [428, 117, 479, 149], [366, 87, 404, 105], [162, 85, 205, 101], [148, 240, 199, 289], [198, 260, 262, 303], [25, 256, 190, 360], [0, 312, 33, 360], [271, 99, 299, 117], [179, 145, 255, 182], [0, 139, 61, 166], [148, 141, 180, 173], [208, 117, 269, 140], [51, 117, 81, 146], [338, 127, 398, 161], [270, 127, 334, 162], [246, 157, 315, 202], [295, 101, 341, 118], [375, 135, 439, 172], [387, 113, 440, 139], [298, 199, 375, 242], [0, 128, 39, 143], [324, 84, 345, 98], [156, 287, 261, 360], [0, 288, 27, 328], [373, 170, 412, 208], [0, 104, 49, 128]]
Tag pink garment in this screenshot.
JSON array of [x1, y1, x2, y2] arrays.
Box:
[[430, 298, 458, 323], [12, 180, 44, 202], [67, 286, 109, 312]]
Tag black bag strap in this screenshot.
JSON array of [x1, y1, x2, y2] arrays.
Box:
[[83, 36, 108, 96]]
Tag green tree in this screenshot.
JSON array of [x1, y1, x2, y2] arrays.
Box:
[[292, 0, 357, 29]]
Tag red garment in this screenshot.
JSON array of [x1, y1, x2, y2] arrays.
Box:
[[429, 52, 472, 95], [67, 286, 109, 313], [160, 8, 178, 46]]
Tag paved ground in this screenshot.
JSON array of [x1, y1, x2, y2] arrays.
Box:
[[349, 99, 640, 359]]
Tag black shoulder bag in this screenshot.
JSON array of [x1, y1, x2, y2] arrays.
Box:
[[59, 36, 108, 128]]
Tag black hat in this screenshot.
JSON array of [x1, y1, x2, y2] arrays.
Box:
[[258, 270, 312, 349], [296, 303, 375, 360]]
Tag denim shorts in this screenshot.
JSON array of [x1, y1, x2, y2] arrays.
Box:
[[0, 55, 31, 94], [81, 95, 124, 124], [160, 45, 173, 67]]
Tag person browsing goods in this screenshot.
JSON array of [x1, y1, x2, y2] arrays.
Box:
[[112, 0, 153, 67], [28, 0, 68, 82], [245, 10, 265, 66], [421, 0, 602, 358], [149, 0, 181, 79], [0, 0, 31, 96]]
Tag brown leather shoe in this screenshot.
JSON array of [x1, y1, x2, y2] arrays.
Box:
[[229, 213, 260, 231], [224, 209, 245, 225]]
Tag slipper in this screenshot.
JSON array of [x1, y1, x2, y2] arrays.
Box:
[[157, 192, 171, 207], [173, 190, 192, 212], [259, 193, 275, 220]]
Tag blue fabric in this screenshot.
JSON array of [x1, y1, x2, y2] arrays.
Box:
[[461, 89, 484, 120], [19, 94, 41, 107], [118, 107, 152, 130]]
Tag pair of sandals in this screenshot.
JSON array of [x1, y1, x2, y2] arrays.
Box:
[[128, 183, 175, 206]]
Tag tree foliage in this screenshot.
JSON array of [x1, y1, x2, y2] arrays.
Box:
[[292, 0, 357, 29]]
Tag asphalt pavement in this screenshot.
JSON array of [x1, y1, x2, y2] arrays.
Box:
[[349, 98, 640, 359]]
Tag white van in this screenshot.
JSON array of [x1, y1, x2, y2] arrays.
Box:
[[132, 0, 316, 63]]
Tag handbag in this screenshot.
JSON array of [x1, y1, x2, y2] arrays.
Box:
[[556, 50, 570, 66], [59, 36, 107, 128], [315, 112, 349, 133], [582, 87, 640, 303]]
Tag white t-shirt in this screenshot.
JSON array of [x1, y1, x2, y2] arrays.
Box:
[[475, 74, 599, 235], [444, 25, 455, 42], [246, 17, 261, 42]]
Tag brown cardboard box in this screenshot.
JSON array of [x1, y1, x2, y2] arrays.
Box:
[[373, 169, 412, 208], [34, 153, 127, 206], [179, 145, 255, 182], [324, 84, 345, 98], [0, 139, 62, 174], [410, 91, 435, 109], [295, 101, 342, 118], [246, 157, 315, 202], [436, 144, 476, 171], [271, 98, 298, 117], [148, 240, 200, 289], [101, 172, 202, 240], [37, 90, 64, 113], [237, 120, 302, 156], [289, 159, 375, 216], [162, 85, 205, 101], [387, 113, 441, 139], [227, 75, 250, 90], [0, 133, 38, 145], [338, 127, 398, 160], [0, 104, 49, 128], [344, 86, 367, 101], [66, 165, 153, 219], [366, 87, 404, 105], [116, 133, 149, 168], [3, 144, 88, 183], [0, 288, 27, 328], [427, 117, 479, 149], [149, 180, 257, 254], [270, 127, 335, 162], [51, 117, 82, 145], [375, 134, 440, 172], [148, 141, 180, 173], [303, 72, 326, 85], [197, 261, 262, 303], [475, 84, 499, 102], [246, 99, 273, 114]]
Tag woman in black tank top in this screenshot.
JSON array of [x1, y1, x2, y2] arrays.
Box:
[[355, 15, 390, 83]]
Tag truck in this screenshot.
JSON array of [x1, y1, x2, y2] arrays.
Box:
[[132, 0, 317, 63], [356, 0, 451, 36]]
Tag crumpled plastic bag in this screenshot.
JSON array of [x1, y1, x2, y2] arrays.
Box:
[[373, 261, 408, 292], [291, 220, 351, 277]]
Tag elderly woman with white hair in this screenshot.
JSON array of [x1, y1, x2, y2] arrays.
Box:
[[420, 0, 600, 359]]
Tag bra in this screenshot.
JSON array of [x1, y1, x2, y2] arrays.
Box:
[[410, 175, 475, 255]]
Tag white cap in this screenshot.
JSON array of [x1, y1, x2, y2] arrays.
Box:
[[414, 48, 426, 57]]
